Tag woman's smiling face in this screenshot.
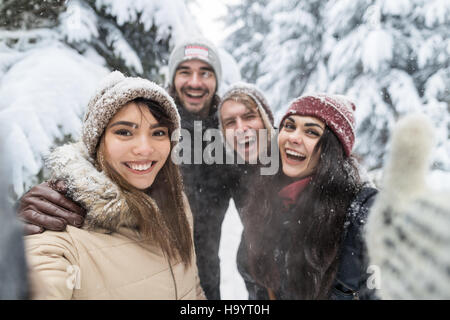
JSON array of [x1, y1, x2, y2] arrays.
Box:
[[102, 102, 171, 190], [278, 115, 325, 179]]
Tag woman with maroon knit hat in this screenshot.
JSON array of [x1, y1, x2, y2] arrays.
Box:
[[244, 93, 377, 300]]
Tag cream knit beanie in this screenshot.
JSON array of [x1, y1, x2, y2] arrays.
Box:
[[82, 71, 181, 157]]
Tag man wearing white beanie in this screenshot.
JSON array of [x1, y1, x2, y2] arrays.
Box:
[[165, 37, 232, 300]]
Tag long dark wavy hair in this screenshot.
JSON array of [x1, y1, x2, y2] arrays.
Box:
[[244, 125, 363, 299], [96, 98, 193, 267]]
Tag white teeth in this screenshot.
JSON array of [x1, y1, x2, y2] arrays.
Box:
[[187, 92, 204, 97], [237, 136, 256, 145], [128, 162, 153, 171], [286, 150, 304, 158]]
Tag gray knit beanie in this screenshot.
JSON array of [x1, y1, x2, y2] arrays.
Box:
[[82, 71, 181, 158], [168, 37, 222, 89], [365, 113, 450, 299], [218, 82, 275, 138]]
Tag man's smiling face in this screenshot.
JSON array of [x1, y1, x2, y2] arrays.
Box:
[[174, 59, 217, 118]]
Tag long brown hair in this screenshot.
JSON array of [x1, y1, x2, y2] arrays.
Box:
[[96, 98, 193, 267], [245, 126, 363, 299]]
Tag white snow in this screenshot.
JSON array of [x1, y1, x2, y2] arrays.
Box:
[[0, 44, 108, 196], [1, 0, 448, 301], [219, 199, 248, 300]]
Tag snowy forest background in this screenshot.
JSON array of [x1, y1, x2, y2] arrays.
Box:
[[0, 0, 448, 299]]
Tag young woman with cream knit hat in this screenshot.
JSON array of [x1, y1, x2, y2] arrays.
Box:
[[244, 93, 377, 300], [25, 71, 205, 300]]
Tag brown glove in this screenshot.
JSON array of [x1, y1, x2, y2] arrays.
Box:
[[17, 181, 86, 235]]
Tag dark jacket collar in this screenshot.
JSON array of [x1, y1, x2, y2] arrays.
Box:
[[176, 101, 219, 132]]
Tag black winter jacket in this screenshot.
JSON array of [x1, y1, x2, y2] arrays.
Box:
[[176, 104, 235, 300], [330, 187, 378, 300]]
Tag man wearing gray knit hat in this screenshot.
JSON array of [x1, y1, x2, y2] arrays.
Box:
[[164, 37, 234, 300], [167, 37, 222, 119]]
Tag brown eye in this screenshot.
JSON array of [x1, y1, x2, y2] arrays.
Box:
[[283, 121, 295, 130], [153, 128, 168, 137], [115, 129, 132, 136], [306, 129, 320, 137]]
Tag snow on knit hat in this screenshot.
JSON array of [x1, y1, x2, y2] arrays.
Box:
[[168, 37, 222, 89], [218, 82, 275, 138], [82, 71, 181, 158], [279, 93, 356, 157], [365, 113, 450, 299]]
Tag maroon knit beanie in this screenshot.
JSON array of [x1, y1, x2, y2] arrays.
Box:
[[279, 94, 356, 157]]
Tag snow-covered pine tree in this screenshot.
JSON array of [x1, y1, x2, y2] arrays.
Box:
[[314, 0, 450, 172], [256, 0, 324, 111], [0, 0, 200, 197], [225, 0, 449, 174], [1, 0, 199, 83], [224, 0, 270, 83]]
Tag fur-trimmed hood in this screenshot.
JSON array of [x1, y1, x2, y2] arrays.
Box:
[[45, 141, 149, 231]]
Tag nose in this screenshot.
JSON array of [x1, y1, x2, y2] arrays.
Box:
[[287, 131, 303, 146], [132, 135, 155, 156], [235, 118, 250, 135], [187, 72, 202, 87]]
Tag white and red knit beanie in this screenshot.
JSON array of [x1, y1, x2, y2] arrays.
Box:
[[168, 37, 222, 89], [279, 93, 356, 157]]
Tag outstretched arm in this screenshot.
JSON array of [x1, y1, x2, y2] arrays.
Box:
[[17, 181, 86, 235]]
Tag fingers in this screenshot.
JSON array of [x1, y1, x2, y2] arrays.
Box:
[[35, 182, 86, 217], [23, 196, 84, 227], [23, 223, 44, 236], [20, 209, 66, 231]]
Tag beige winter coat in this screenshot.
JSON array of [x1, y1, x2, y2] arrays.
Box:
[[25, 142, 205, 300]]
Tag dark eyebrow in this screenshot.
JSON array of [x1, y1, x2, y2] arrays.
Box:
[[177, 65, 214, 72], [176, 66, 191, 71], [305, 123, 324, 130], [108, 121, 164, 130], [286, 116, 295, 123], [108, 121, 138, 129], [200, 66, 214, 72], [285, 116, 324, 130]]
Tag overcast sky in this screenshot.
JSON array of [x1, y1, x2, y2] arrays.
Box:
[[188, 0, 238, 47]]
